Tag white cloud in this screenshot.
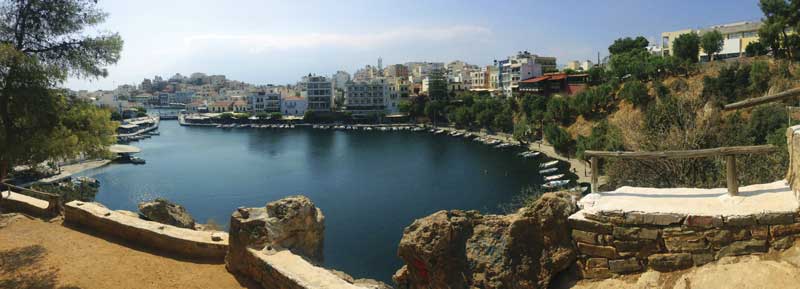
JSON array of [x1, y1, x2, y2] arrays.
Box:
[[179, 25, 493, 54]]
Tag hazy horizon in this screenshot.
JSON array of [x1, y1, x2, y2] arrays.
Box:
[[67, 0, 763, 91]]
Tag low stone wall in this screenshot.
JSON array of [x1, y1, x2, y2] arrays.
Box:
[[0, 191, 58, 218], [64, 201, 228, 260], [569, 209, 800, 279]]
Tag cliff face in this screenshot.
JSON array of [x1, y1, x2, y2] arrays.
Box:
[[393, 192, 578, 289]]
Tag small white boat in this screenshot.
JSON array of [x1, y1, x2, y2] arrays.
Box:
[[539, 167, 558, 175], [495, 143, 512, 149], [543, 180, 570, 189], [539, 160, 559, 168], [451, 132, 463, 137], [545, 174, 565, 181], [434, 129, 445, 134]]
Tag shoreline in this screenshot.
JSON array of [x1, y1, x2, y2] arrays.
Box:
[[18, 159, 111, 187]]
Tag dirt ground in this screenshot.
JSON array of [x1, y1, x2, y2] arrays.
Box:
[[0, 214, 258, 289]]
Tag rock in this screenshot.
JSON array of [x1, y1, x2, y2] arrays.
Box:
[[569, 213, 613, 234], [353, 279, 393, 289], [226, 195, 325, 277], [772, 236, 796, 250], [572, 230, 599, 244], [138, 198, 196, 229], [394, 192, 578, 289], [579, 259, 612, 279], [663, 229, 709, 253], [608, 258, 641, 274], [264, 196, 325, 262], [716, 240, 768, 259], [647, 253, 693, 272], [578, 243, 619, 259], [692, 253, 715, 266], [756, 212, 795, 225], [724, 215, 756, 227], [684, 215, 723, 228], [613, 227, 659, 240], [624, 211, 684, 226], [770, 223, 800, 239], [751, 227, 770, 240]]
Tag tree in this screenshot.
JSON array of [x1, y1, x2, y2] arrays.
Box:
[[745, 41, 770, 57], [618, 80, 650, 107], [758, 0, 800, 59], [608, 36, 649, 55], [700, 30, 724, 61], [270, 112, 282, 120], [427, 69, 448, 101], [0, 0, 122, 181], [544, 124, 574, 155], [673, 32, 700, 63]]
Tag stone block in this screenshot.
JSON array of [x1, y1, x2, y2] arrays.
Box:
[[608, 258, 641, 274], [716, 240, 767, 259], [692, 253, 715, 266], [704, 229, 734, 249], [756, 212, 795, 225], [586, 257, 609, 269], [647, 253, 693, 272], [772, 236, 796, 250], [572, 230, 599, 244], [751, 226, 770, 240], [770, 222, 800, 239], [579, 260, 613, 279], [569, 214, 613, 234], [613, 227, 660, 241], [577, 242, 619, 259], [624, 212, 684, 226], [663, 229, 709, 253], [724, 215, 756, 227], [683, 215, 723, 229], [598, 234, 614, 246]]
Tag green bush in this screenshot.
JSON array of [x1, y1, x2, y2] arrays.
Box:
[[748, 103, 788, 144], [750, 60, 771, 94], [576, 120, 624, 160], [618, 80, 650, 107], [544, 124, 574, 155]]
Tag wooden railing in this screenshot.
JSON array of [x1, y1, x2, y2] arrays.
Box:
[[584, 145, 779, 195], [1, 182, 63, 216]]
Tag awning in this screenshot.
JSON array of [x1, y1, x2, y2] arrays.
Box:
[[520, 76, 550, 83], [109, 144, 141, 154]]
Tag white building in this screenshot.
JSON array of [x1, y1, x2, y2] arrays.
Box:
[[332, 71, 351, 91], [344, 78, 389, 116], [497, 51, 553, 97], [281, 95, 308, 116], [248, 91, 281, 113], [304, 75, 333, 112]]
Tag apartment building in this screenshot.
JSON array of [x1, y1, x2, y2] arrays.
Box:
[[496, 51, 555, 97], [304, 75, 333, 112], [661, 21, 762, 61], [248, 91, 281, 113], [343, 78, 389, 116]]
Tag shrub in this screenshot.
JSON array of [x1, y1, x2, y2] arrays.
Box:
[[618, 80, 649, 107], [544, 124, 574, 155], [750, 60, 771, 94]]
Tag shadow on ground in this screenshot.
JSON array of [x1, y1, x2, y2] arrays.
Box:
[[0, 245, 81, 289]]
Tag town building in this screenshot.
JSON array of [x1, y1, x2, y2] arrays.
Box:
[[281, 95, 308, 117], [304, 75, 333, 112], [386, 77, 410, 114], [353, 65, 379, 81], [332, 71, 351, 91], [343, 78, 389, 116], [383, 64, 409, 79], [517, 73, 590, 97], [248, 91, 281, 113], [496, 51, 555, 97], [661, 21, 761, 61]]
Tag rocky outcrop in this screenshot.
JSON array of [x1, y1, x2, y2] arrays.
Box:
[[138, 198, 196, 229], [393, 192, 578, 289], [227, 195, 325, 268]]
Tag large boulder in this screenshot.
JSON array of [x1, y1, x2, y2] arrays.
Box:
[[138, 198, 196, 229], [393, 192, 578, 289], [227, 195, 325, 264]]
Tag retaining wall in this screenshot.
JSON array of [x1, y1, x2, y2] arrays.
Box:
[[0, 191, 59, 218], [64, 201, 229, 260], [569, 208, 800, 279]]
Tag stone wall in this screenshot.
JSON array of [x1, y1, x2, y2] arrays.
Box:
[[0, 191, 57, 218], [64, 201, 229, 260], [569, 210, 800, 279], [786, 125, 800, 198]]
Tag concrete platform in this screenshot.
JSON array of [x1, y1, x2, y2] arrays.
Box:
[[578, 180, 799, 217]]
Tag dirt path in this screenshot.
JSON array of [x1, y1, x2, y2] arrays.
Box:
[[0, 214, 256, 289]]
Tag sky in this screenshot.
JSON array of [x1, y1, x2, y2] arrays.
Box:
[[67, 0, 764, 91]]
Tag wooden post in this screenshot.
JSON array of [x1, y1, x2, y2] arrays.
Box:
[[726, 155, 738, 196], [590, 157, 598, 193]]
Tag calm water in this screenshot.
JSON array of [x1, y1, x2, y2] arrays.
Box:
[[76, 120, 546, 282]]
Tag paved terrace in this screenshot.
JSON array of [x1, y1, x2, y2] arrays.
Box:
[[577, 180, 799, 217]]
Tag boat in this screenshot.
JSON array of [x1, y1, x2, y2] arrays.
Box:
[[451, 132, 463, 137], [545, 174, 565, 181], [494, 143, 512, 149], [543, 180, 570, 189], [130, 156, 146, 165], [539, 167, 558, 175], [539, 160, 559, 168], [434, 129, 445, 134]]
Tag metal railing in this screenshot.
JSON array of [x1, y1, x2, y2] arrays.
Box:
[[584, 145, 779, 195], [1, 182, 63, 216]]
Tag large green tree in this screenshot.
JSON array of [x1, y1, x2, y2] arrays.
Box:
[[0, 0, 122, 181], [427, 68, 448, 101], [608, 36, 649, 55], [758, 0, 800, 59], [700, 30, 724, 61], [673, 32, 700, 63]]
